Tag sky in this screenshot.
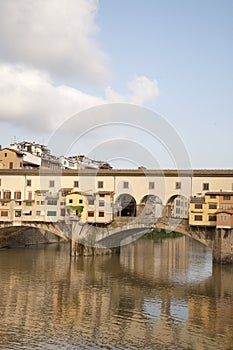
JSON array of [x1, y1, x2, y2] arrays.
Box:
[[0, 0, 233, 169]]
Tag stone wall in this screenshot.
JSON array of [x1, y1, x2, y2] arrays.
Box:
[[0, 227, 61, 248]]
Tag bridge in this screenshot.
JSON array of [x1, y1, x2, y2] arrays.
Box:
[[0, 216, 232, 264]]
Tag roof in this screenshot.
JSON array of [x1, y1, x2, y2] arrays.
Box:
[[205, 192, 233, 196], [216, 209, 233, 215], [0, 148, 24, 156]]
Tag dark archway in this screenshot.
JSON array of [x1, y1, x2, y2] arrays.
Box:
[[140, 195, 163, 219], [166, 195, 189, 219], [115, 194, 137, 217]]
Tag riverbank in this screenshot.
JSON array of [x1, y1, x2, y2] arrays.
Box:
[[143, 229, 183, 239]]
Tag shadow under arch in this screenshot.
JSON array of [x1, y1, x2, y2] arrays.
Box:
[[139, 194, 163, 220], [115, 194, 137, 217], [166, 194, 189, 219]]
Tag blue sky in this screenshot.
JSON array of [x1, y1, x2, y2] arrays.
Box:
[[0, 0, 232, 169]]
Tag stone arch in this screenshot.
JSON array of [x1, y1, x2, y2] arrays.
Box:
[[139, 195, 163, 219], [166, 195, 189, 219], [115, 194, 137, 217]]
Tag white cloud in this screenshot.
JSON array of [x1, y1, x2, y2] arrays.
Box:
[[105, 76, 159, 105], [0, 64, 159, 133], [0, 64, 158, 132], [0, 0, 108, 85], [0, 64, 104, 131]]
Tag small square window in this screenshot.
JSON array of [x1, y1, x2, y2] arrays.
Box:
[[49, 180, 55, 188], [176, 182, 181, 190], [203, 183, 209, 191], [99, 211, 105, 217], [74, 181, 79, 188], [223, 195, 231, 200], [88, 198, 94, 205], [123, 181, 129, 189], [98, 181, 104, 189], [88, 211, 94, 217], [149, 182, 154, 190], [99, 200, 105, 207], [27, 179, 31, 186], [69, 199, 73, 204], [79, 199, 83, 204]]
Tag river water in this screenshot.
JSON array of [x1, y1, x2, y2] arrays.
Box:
[[0, 236, 233, 350]]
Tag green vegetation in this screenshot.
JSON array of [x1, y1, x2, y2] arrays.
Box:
[[142, 229, 183, 239], [67, 205, 84, 215]]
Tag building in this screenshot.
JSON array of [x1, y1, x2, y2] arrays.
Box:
[[189, 192, 233, 228], [65, 190, 114, 224], [10, 141, 61, 170], [0, 148, 30, 170]]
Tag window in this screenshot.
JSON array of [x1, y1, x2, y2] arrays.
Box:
[[49, 180, 55, 188], [149, 182, 155, 190], [194, 215, 203, 221], [99, 193, 105, 197], [79, 199, 83, 204], [176, 200, 180, 206], [20, 162, 23, 168], [209, 203, 217, 209], [98, 181, 103, 189], [1, 211, 8, 217], [223, 195, 231, 200], [209, 215, 216, 221], [226, 204, 231, 209], [9, 162, 13, 169], [74, 181, 79, 188], [99, 211, 105, 217], [176, 208, 180, 214], [47, 211, 57, 216], [88, 211, 94, 217], [15, 210, 21, 217], [26, 202, 32, 206], [14, 191, 21, 200], [0, 179, 1, 186], [210, 194, 216, 198], [99, 200, 105, 207], [88, 198, 94, 205], [47, 200, 57, 205], [220, 215, 227, 222], [4, 191, 11, 200], [60, 209, 66, 216], [36, 211, 41, 216], [175, 182, 181, 190], [28, 191, 32, 200], [195, 203, 203, 209], [4, 153, 7, 157], [60, 201, 66, 206], [26, 179, 31, 186], [123, 181, 129, 189], [69, 199, 73, 204], [41, 201, 45, 205], [203, 183, 209, 191]]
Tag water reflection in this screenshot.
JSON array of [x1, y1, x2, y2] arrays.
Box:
[[0, 237, 233, 350]]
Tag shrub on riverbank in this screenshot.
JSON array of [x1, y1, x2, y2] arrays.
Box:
[[143, 229, 183, 239]]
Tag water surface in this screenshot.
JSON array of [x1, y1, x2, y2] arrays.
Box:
[[0, 236, 233, 350]]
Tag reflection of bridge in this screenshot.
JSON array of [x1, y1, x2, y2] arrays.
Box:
[[1, 214, 232, 263]]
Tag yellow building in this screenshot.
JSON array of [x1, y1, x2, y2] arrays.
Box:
[[0, 148, 24, 170], [65, 191, 114, 224], [66, 192, 87, 222], [189, 192, 220, 226]]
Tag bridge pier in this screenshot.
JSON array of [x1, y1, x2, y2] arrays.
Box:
[[213, 228, 233, 264]]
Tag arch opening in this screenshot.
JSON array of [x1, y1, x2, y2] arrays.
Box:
[[166, 195, 189, 219], [115, 194, 136, 217], [140, 195, 163, 219]]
